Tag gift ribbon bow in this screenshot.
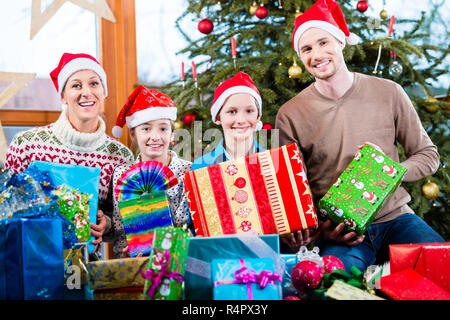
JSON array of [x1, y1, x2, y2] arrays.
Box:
[[214, 258, 281, 300], [139, 250, 184, 299]]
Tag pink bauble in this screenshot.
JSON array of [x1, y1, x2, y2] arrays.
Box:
[[322, 255, 345, 274], [283, 295, 301, 300], [291, 260, 323, 291]]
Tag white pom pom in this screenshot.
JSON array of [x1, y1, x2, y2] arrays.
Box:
[[255, 121, 263, 131], [347, 33, 360, 45], [112, 126, 123, 138]]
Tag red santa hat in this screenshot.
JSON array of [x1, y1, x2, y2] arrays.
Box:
[[112, 85, 177, 138], [292, 0, 359, 56], [211, 72, 262, 130], [50, 52, 108, 97]]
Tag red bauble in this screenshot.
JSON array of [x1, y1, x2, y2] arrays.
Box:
[[356, 1, 369, 13], [262, 123, 272, 131], [255, 6, 268, 19], [182, 113, 196, 126], [322, 255, 345, 274], [291, 261, 323, 291], [283, 295, 301, 300], [198, 18, 214, 34]]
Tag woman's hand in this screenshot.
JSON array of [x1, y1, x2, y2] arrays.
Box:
[[90, 209, 107, 251]]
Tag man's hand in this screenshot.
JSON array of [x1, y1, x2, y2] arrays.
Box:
[[90, 209, 107, 251], [121, 246, 143, 258], [281, 226, 320, 253], [320, 220, 364, 246], [358, 142, 384, 153]]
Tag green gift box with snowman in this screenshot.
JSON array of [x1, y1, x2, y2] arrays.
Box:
[[142, 226, 190, 300], [318, 144, 407, 236]]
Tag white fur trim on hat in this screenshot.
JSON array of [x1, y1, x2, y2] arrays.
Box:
[[293, 20, 346, 56], [126, 107, 177, 129], [57, 57, 108, 97], [211, 86, 262, 122]]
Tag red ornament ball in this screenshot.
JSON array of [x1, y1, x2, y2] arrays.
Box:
[[198, 18, 214, 34], [322, 255, 345, 274], [255, 5, 268, 19], [283, 295, 301, 300], [262, 123, 272, 131], [291, 260, 323, 291], [356, 1, 369, 13], [182, 113, 196, 126]]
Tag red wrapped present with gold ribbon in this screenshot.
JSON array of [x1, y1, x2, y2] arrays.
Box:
[[184, 143, 318, 236]]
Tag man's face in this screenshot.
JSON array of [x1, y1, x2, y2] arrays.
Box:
[[297, 28, 345, 80]]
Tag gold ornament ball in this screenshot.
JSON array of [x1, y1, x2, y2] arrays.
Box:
[[295, 10, 303, 18], [249, 3, 258, 15], [288, 64, 302, 79], [425, 97, 439, 113], [422, 182, 439, 200], [174, 120, 183, 129], [379, 9, 389, 19]]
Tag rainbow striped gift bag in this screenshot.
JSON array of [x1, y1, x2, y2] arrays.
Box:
[[118, 191, 173, 257]]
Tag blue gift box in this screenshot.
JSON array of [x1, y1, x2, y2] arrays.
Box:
[[0, 218, 64, 300], [184, 234, 281, 300], [281, 254, 299, 298], [212, 258, 281, 300]]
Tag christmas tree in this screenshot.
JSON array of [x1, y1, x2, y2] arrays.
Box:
[[158, 0, 450, 239]]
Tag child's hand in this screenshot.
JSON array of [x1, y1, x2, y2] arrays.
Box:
[[121, 246, 143, 258], [320, 220, 365, 246], [280, 226, 320, 253]]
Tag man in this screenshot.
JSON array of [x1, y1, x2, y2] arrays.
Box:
[[275, 0, 443, 271]]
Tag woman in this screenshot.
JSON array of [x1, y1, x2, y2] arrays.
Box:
[[5, 52, 134, 249], [111, 85, 192, 257], [191, 71, 265, 170]]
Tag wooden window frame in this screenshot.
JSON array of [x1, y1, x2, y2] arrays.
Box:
[[0, 0, 137, 149]]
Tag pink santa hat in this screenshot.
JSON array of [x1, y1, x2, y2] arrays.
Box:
[[292, 0, 359, 56], [112, 85, 177, 138], [211, 72, 263, 130], [50, 52, 108, 97]]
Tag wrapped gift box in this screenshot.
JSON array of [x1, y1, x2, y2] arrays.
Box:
[[93, 287, 144, 300], [380, 269, 450, 300], [63, 243, 91, 300], [142, 227, 190, 300], [184, 143, 317, 237], [281, 254, 299, 298], [389, 243, 450, 293], [87, 257, 149, 290], [318, 144, 407, 236], [119, 192, 174, 257], [0, 218, 64, 300], [184, 234, 281, 300], [212, 258, 281, 300], [25, 161, 101, 250], [325, 280, 384, 300]]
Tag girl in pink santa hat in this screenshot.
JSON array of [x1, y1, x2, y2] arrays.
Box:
[[191, 71, 265, 170], [111, 85, 192, 258], [5, 52, 134, 253]]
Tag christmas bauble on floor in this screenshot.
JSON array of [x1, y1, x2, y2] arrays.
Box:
[[291, 260, 323, 291]]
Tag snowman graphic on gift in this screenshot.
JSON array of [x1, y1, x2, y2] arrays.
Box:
[[330, 205, 344, 217], [159, 278, 171, 297], [370, 152, 384, 164], [382, 164, 398, 178], [332, 178, 343, 188], [161, 232, 173, 250], [350, 178, 364, 190], [362, 189, 378, 205]]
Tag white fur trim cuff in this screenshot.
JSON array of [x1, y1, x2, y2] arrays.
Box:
[[211, 86, 262, 122], [57, 57, 108, 97], [294, 20, 346, 56], [126, 107, 177, 129]]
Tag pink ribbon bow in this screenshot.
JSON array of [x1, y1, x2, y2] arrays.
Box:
[[139, 250, 184, 299], [214, 258, 281, 300]]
